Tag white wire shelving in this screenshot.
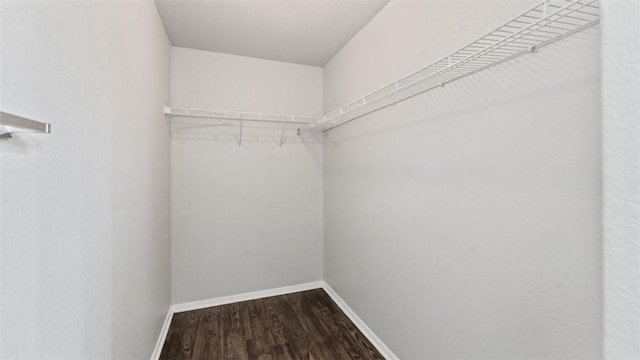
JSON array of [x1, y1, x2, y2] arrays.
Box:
[[166, 0, 600, 140], [302, 0, 600, 133], [165, 106, 320, 147]]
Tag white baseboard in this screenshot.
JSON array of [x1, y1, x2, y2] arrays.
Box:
[[321, 281, 399, 360], [171, 281, 324, 313], [151, 280, 397, 360], [150, 307, 173, 360]]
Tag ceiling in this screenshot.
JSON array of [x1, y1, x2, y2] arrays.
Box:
[[155, 0, 389, 67]]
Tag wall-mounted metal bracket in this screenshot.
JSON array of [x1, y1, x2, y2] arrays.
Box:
[[0, 111, 51, 138]]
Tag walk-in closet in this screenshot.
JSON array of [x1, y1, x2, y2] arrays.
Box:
[[1, 0, 639, 359]]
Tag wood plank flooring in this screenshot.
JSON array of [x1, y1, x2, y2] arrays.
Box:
[[159, 288, 384, 360]]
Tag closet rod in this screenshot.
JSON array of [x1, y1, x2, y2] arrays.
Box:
[[301, 0, 600, 133]]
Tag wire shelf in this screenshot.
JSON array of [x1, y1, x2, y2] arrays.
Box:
[[166, 107, 319, 125], [305, 0, 600, 133], [165, 106, 320, 147]]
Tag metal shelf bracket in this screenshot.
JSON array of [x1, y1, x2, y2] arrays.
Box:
[[0, 111, 51, 139]]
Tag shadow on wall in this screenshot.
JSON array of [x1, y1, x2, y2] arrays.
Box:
[[0, 134, 43, 154]]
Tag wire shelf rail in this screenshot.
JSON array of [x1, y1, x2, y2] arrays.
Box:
[[302, 0, 600, 133], [166, 106, 319, 125]]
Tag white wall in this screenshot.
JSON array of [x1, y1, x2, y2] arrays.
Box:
[[602, 0, 640, 358], [171, 48, 323, 303], [0, 1, 171, 358], [323, 1, 602, 358]]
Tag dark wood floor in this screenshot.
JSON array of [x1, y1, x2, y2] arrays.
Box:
[[159, 288, 384, 360]]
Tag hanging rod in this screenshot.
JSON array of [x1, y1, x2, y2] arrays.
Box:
[[165, 106, 319, 125], [0, 111, 51, 138], [301, 0, 600, 133]]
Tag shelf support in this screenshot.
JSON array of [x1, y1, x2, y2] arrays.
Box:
[[279, 123, 287, 147]]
